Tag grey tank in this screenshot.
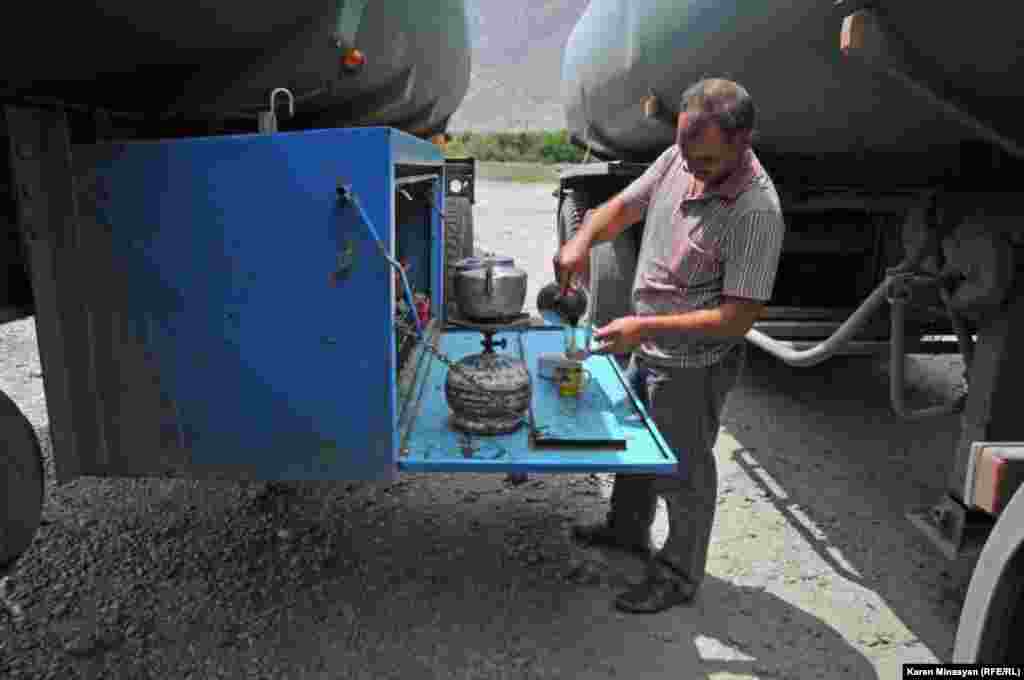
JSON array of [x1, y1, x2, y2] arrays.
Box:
[[0, 0, 470, 136], [562, 0, 1024, 163]]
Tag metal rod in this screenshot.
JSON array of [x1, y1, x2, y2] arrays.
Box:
[[939, 286, 975, 374], [338, 185, 422, 336], [395, 174, 440, 187], [744, 275, 893, 367], [889, 295, 964, 420]]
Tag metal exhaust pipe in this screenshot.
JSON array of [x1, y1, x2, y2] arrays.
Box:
[[744, 276, 894, 367]]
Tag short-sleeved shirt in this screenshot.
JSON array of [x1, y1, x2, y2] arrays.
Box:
[[618, 145, 785, 368]]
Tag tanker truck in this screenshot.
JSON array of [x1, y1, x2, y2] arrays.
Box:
[[554, 0, 1024, 663]]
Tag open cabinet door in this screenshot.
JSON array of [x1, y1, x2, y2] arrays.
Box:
[[398, 327, 680, 473]]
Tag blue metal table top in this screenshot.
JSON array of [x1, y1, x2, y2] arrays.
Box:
[[398, 327, 679, 473]]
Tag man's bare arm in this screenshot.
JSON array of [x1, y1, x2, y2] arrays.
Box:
[[638, 297, 765, 340], [576, 195, 646, 246]]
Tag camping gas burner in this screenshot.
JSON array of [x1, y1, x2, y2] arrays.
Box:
[[444, 314, 533, 435]]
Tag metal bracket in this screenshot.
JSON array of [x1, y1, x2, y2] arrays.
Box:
[[330, 239, 356, 286], [640, 90, 678, 129], [257, 88, 295, 134], [906, 494, 992, 561]]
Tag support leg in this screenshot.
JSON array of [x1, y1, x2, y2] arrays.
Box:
[[4, 106, 83, 482]]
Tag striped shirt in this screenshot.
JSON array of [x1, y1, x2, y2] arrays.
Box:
[[619, 145, 785, 368]]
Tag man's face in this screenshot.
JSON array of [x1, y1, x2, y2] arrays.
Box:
[[676, 111, 744, 185]]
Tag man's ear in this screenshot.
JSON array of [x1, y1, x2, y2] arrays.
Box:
[[729, 129, 753, 150]]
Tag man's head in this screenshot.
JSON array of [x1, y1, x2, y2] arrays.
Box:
[[676, 78, 756, 185]]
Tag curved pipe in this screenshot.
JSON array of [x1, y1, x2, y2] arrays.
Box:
[[744, 275, 894, 367], [747, 268, 968, 420]]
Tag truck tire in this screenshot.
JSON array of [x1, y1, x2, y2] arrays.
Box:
[[558, 190, 589, 247], [953, 487, 1024, 664], [445, 196, 474, 322], [0, 389, 44, 568], [559, 190, 639, 331]]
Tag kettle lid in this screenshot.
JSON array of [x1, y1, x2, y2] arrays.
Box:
[[454, 255, 514, 271]]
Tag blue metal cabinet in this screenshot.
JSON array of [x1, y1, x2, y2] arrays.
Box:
[[69, 127, 678, 482], [74, 127, 441, 482]]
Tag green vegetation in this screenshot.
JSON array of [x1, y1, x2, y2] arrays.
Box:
[[475, 162, 559, 183], [444, 129, 586, 164]]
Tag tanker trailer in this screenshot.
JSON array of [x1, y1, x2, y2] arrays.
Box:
[[554, 0, 1024, 664], [0, 0, 480, 570], [0, 0, 471, 139]]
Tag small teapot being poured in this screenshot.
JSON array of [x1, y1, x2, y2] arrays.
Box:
[[536, 281, 587, 326], [536, 280, 586, 356], [537, 256, 615, 358]]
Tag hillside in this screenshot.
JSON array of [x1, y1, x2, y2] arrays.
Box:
[[448, 0, 589, 133]]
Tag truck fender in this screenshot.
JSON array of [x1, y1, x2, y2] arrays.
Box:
[[953, 484, 1024, 662]]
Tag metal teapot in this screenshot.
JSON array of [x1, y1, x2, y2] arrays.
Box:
[[451, 255, 528, 321], [536, 281, 588, 327]]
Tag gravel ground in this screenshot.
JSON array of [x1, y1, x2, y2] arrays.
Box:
[[0, 177, 973, 678]]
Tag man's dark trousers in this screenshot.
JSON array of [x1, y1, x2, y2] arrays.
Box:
[[608, 343, 746, 594]]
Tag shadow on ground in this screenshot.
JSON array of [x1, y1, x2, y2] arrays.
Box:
[[715, 349, 970, 662]]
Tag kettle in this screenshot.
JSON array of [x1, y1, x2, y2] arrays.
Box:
[[536, 277, 593, 356], [536, 255, 613, 357], [536, 281, 588, 327], [452, 255, 528, 321]]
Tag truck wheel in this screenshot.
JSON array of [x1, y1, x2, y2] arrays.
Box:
[[955, 553, 1024, 664], [0, 389, 44, 568], [558, 190, 589, 246], [445, 196, 474, 322], [559, 191, 640, 332], [954, 485, 1024, 664]]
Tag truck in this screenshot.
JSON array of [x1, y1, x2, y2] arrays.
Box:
[[0, 0, 682, 590], [554, 0, 1024, 663]]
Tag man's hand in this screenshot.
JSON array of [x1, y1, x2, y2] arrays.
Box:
[[592, 316, 647, 355], [553, 235, 591, 295]]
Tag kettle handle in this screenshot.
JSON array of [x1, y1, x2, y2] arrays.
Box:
[[485, 263, 494, 297]]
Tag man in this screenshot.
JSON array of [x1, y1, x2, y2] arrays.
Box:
[[555, 78, 785, 613]]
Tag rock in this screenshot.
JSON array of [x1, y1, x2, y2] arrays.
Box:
[[566, 561, 602, 585], [97, 629, 125, 650], [65, 635, 97, 657]]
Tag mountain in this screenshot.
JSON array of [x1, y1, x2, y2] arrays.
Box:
[[448, 0, 590, 133]]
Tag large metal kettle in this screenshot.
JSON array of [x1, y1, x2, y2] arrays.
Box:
[[452, 255, 528, 321]]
